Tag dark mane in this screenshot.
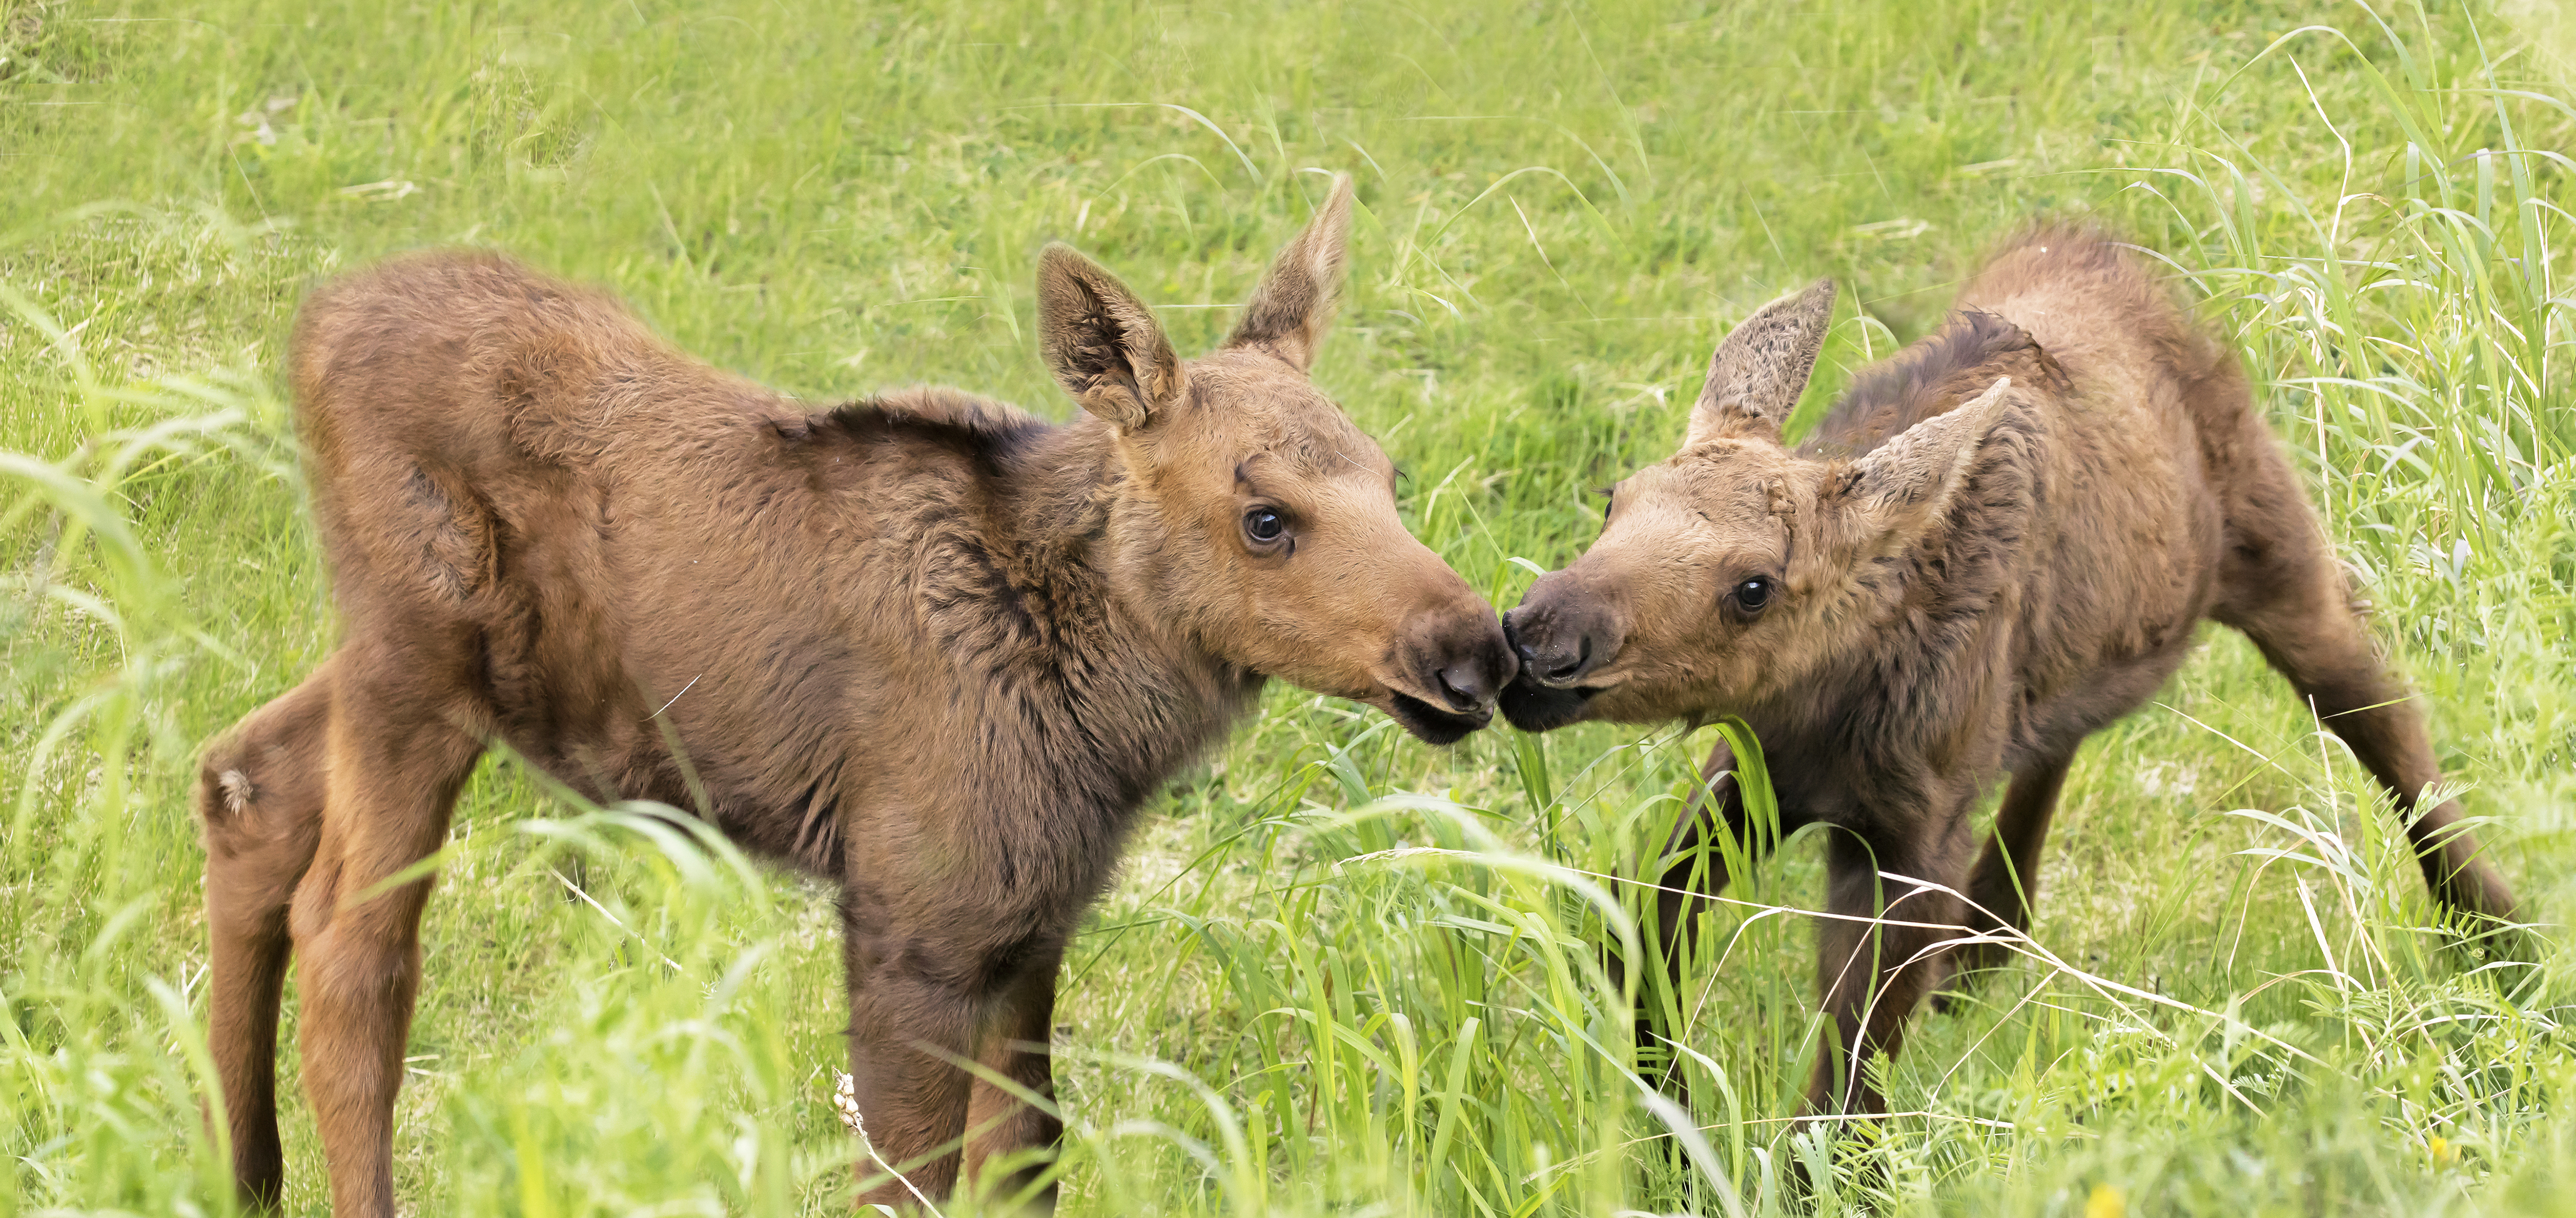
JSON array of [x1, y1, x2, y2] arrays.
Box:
[[801, 386, 1050, 470], [1799, 309, 2068, 459]]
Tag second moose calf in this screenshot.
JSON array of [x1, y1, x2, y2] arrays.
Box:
[[1500, 227, 2518, 1117]]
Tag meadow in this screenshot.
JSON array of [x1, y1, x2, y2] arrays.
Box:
[[5, 0, 2575, 1213]]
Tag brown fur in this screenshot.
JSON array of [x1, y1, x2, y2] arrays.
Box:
[[194, 177, 1513, 1214], [1500, 225, 2519, 1118]]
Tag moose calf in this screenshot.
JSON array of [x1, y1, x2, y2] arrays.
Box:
[[1500, 227, 2518, 1117], [195, 176, 1514, 1214]]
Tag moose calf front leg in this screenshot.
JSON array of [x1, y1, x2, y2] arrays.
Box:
[[842, 923, 980, 1207], [961, 944, 1067, 1210], [1625, 737, 1811, 1095], [1952, 748, 2076, 983], [1805, 824, 1971, 1118]]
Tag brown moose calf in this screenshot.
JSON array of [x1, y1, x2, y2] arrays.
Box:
[[195, 176, 1514, 1214], [1499, 227, 2517, 1118]]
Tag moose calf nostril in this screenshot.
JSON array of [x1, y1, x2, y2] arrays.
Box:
[[1536, 632, 1597, 685], [1435, 663, 1490, 712]]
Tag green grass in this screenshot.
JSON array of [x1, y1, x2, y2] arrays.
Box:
[[5, 0, 2575, 1213]]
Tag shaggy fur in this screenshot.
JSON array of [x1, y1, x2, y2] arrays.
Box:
[[193, 177, 1514, 1214], [1500, 226, 2519, 1118]]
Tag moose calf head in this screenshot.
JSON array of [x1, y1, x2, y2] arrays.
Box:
[[1501, 279, 2014, 731], [1038, 177, 1514, 742]]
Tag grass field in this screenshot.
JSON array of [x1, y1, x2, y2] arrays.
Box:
[[6, 0, 2576, 1213]]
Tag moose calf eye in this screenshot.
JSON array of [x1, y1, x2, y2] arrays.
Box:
[[1733, 577, 1773, 613], [1243, 508, 1285, 544]]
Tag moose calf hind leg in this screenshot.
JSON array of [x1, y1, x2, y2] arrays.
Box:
[[289, 669, 484, 1218], [2268, 635, 2517, 931], [198, 668, 336, 1208], [2216, 521, 2518, 931]]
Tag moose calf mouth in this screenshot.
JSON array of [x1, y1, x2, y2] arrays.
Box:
[[1386, 691, 1494, 746], [1497, 676, 1595, 732]]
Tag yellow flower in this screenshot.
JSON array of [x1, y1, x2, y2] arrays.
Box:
[[2085, 1184, 2127, 1218], [2428, 1135, 2457, 1165]]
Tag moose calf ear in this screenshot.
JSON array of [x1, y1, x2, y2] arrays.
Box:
[[1038, 244, 1182, 431], [1225, 174, 1356, 371], [1685, 277, 1836, 448], [1846, 376, 2013, 545]]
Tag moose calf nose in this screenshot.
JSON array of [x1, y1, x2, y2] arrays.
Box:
[[1502, 599, 1611, 689], [1436, 658, 1498, 713], [1413, 608, 1514, 715], [1502, 610, 1540, 668], [1538, 636, 1594, 685]]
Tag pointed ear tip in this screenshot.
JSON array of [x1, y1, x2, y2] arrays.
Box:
[[1321, 180, 1357, 227], [1044, 240, 1123, 270]]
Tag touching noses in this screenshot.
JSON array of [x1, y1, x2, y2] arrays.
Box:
[[1501, 574, 1617, 689], [1413, 601, 1516, 715]]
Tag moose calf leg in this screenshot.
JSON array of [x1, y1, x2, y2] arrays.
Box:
[[961, 945, 1067, 1210], [2285, 651, 2513, 922], [198, 665, 336, 1208], [2216, 519, 2518, 926], [1953, 750, 2076, 982], [1805, 826, 1971, 1118], [1625, 737, 1806, 1096], [289, 662, 484, 1218], [843, 928, 980, 1206]]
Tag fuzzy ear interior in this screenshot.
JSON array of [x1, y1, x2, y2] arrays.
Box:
[[1223, 174, 1356, 370], [1037, 244, 1181, 430], [1685, 277, 1837, 447], [1845, 375, 2014, 547]]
